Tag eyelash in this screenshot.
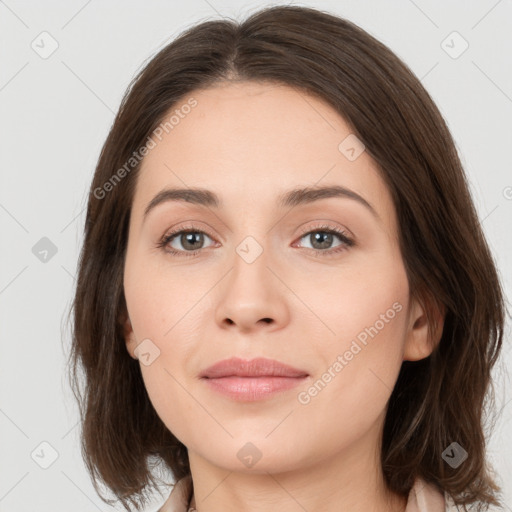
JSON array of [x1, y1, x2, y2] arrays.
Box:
[[156, 223, 355, 258]]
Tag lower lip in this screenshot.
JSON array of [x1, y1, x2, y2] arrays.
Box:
[[201, 376, 308, 401]]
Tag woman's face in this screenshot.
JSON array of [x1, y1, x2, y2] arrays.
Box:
[[123, 81, 432, 475]]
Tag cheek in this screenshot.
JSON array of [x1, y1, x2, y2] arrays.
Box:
[[123, 248, 187, 340], [124, 256, 208, 443], [289, 302, 408, 460], [138, 362, 202, 447], [304, 250, 409, 354], [297, 257, 409, 411]]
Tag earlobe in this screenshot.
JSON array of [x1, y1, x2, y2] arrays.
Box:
[[403, 297, 445, 362]]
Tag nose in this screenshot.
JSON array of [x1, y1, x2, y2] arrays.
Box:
[[214, 246, 290, 334]]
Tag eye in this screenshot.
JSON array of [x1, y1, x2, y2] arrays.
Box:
[[156, 222, 355, 258], [156, 224, 217, 257], [294, 224, 354, 257]]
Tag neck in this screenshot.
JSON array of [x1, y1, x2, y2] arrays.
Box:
[[186, 419, 407, 512]]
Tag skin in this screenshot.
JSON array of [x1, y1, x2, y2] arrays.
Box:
[[122, 81, 443, 512]]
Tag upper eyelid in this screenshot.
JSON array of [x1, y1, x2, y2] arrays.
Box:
[[297, 222, 351, 236], [164, 223, 347, 236]]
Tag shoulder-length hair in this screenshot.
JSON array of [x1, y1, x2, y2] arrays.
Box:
[[67, 5, 507, 511]]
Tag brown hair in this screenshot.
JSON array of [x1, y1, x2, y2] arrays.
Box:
[[67, 5, 507, 511]]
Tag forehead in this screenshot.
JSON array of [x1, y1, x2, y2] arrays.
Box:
[[132, 81, 395, 226]]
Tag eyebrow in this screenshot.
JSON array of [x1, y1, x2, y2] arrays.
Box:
[[143, 185, 379, 221]]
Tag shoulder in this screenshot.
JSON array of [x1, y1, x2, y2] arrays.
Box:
[[406, 477, 459, 512]]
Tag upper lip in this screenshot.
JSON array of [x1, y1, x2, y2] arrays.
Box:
[[199, 357, 309, 378]]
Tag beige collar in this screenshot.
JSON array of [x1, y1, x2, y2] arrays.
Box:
[[158, 474, 454, 512]]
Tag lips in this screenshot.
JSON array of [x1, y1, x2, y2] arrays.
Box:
[[199, 357, 309, 379], [199, 357, 309, 401]]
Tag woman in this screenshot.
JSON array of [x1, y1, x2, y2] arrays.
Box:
[[68, 5, 506, 512]]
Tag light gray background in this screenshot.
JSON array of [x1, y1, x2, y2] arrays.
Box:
[[1, 1, 511, 511]]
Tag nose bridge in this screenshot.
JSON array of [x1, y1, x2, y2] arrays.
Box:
[[230, 231, 271, 298], [213, 227, 289, 331], [227, 203, 272, 276]]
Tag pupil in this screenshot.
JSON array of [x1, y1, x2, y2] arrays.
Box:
[[183, 232, 203, 250], [312, 232, 332, 249]]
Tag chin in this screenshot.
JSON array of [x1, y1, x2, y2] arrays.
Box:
[[194, 438, 313, 475]]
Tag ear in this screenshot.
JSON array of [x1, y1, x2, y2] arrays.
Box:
[[403, 294, 445, 362], [119, 309, 138, 360]]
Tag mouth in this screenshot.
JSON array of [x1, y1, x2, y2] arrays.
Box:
[[199, 357, 309, 402]]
